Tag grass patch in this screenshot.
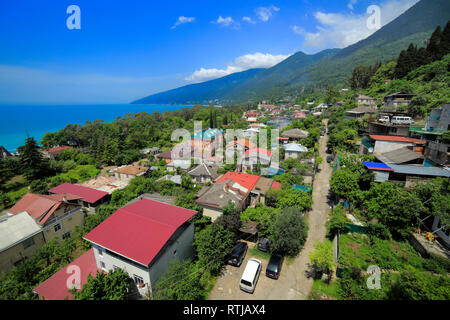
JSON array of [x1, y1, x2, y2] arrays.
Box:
[[49, 165, 100, 186], [339, 233, 449, 274], [309, 279, 340, 300], [248, 247, 271, 261]]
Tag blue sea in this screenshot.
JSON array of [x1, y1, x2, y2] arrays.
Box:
[[0, 104, 193, 153]]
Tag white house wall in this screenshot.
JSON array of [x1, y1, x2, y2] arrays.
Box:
[[148, 223, 195, 293]]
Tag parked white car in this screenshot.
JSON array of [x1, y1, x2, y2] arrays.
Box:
[[391, 116, 414, 125], [239, 258, 262, 293], [379, 116, 390, 123]]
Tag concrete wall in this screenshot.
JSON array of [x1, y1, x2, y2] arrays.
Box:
[[42, 205, 84, 242], [0, 232, 46, 273], [285, 151, 299, 160], [93, 245, 152, 289], [148, 223, 195, 293], [373, 141, 413, 154], [432, 216, 450, 248], [92, 223, 195, 297], [202, 206, 223, 222]]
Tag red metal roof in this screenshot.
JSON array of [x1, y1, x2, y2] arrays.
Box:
[[49, 183, 109, 204], [369, 135, 426, 144], [216, 172, 260, 191], [33, 249, 100, 300], [83, 199, 197, 266], [8, 193, 69, 225]]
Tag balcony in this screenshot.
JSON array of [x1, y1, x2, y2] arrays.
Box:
[[44, 207, 82, 225], [409, 125, 446, 135]]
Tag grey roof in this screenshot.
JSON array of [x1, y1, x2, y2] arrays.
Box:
[[126, 193, 175, 206], [195, 180, 245, 210], [284, 143, 308, 153], [166, 159, 191, 170], [156, 174, 182, 185], [0, 212, 42, 252], [281, 128, 309, 139], [188, 163, 220, 179], [389, 165, 450, 177], [357, 94, 376, 100], [375, 148, 423, 164], [346, 106, 378, 114], [252, 177, 275, 195]]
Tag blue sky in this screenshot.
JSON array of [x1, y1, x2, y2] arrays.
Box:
[[0, 0, 418, 104]]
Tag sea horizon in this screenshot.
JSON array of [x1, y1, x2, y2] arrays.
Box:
[[0, 104, 195, 153]]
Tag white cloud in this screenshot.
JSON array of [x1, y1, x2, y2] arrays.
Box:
[[347, 0, 358, 10], [292, 0, 419, 51], [242, 16, 256, 24], [185, 52, 291, 82], [171, 16, 195, 29], [255, 5, 280, 22], [214, 16, 240, 29]]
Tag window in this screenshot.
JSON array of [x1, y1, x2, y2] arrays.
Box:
[[100, 261, 106, 269], [62, 232, 71, 240], [133, 275, 144, 285], [54, 223, 62, 232], [98, 248, 104, 257], [23, 237, 35, 250]]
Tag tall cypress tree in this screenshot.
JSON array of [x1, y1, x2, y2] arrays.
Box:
[[18, 137, 48, 181], [427, 25, 442, 61], [209, 109, 213, 128], [394, 50, 409, 79], [440, 21, 450, 58]]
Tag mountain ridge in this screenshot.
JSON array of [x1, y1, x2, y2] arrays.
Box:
[[133, 0, 450, 104]]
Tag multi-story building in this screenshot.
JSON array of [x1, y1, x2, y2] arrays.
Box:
[[83, 198, 197, 297], [1, 193, 83, 272]]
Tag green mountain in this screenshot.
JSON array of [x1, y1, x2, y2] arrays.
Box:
[[132, 68, 265, 105], [133, 0, 450, 104], [229, 0, 450, 102]]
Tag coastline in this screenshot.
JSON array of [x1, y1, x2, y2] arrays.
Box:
[[0, 104, 195, 153]]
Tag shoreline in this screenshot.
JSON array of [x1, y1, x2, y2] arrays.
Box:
[[0, 104, 196, 153]]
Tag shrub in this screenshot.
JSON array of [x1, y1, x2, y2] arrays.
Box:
[[272, 207, 308, 257]]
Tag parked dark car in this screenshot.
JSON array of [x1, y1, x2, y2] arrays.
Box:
[[257, 238, 271, 252], [227, 242, 248, 267], [266, 251, 284, 279], [326, 155, 334, 163]]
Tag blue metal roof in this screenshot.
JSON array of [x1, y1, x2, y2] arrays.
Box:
[[362, 162, 393, 171]]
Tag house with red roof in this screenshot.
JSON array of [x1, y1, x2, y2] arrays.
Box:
[[33, 248, 100, 300], [2, 193, 83, 272], [82, 198, 197, 297], [196, 172, 280, 221], [49, 183, 110, 213]]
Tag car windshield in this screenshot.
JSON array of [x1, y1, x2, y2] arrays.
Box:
[[231, 243, 244, 256], [241, 279, 252, 287], [268, 255, 282, 270]]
